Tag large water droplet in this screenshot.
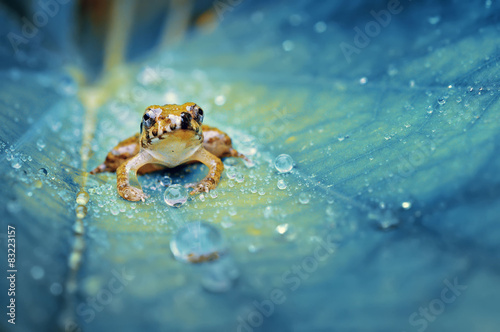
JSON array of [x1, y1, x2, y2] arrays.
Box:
[[274, 154, 294, 173], [164, 184, 188, 207], [170, 222, 226, 263]]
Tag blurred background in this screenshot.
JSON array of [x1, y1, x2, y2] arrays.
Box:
[[1, 0, 500, 331]]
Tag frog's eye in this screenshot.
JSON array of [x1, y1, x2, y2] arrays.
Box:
[[143, 111, 155, 128], [193, 106, 204, 124]]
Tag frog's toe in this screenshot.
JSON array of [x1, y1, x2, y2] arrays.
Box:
[[188, 179, 216, 195], [118, 185, 148, 202]]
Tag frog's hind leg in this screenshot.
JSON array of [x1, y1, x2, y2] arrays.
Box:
[[90, 133, 141, 174], [201, 125, 251, 163], [117, 152, 155, 201]]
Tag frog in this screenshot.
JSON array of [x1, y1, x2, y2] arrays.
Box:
[[90, 102, 249, 202]]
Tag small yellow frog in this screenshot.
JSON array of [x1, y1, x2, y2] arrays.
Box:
[[91, 102, 248, 201]]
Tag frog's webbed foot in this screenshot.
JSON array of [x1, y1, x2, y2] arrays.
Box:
[[116, 153, 154, 202], [186, 148, 223, 195], [185, 178, 217, 194], [117, 184, 148, 202]]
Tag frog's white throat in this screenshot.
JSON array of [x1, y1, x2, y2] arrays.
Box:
[[144, 136, 202, 167]]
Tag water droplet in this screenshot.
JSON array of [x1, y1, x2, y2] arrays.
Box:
[[73, 221, 84, 235], [30, 265, 45, 280], [299, 192, 310, 204], [9, 155, 21, 169], [402, 201, 412, 209], [210, 191, 218, 199], [38, 168, 48, 176], [235, 173, 245, 183], [170, 222, 226, 263], [164, 184, 188, 207], [314, 21, 327, 33], [75, 205, 87, 219], [437, 98, 446, 105], [372, 211, 399, 230], [110, 205, 119, 216], [76, 191, 89, 205], [274, 154, 294, 173], [275, 223, 289, 235], [160, 175, 172, 187], [36, 139, 46, 151], [226, 167, 238, 179], [274, 223, 296, 241], [359, 77, 368, 85], [326, 205, 335, 217], [277, 179, 287, 190]]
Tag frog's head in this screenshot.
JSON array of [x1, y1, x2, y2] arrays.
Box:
[[140, 102, 204, 160]]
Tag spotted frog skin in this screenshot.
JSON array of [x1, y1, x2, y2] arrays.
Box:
[[91, 102, 248, 201]]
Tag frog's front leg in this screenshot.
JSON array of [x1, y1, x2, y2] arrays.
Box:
[[117, 152, 155, 201], [185, 148, 224, 194]]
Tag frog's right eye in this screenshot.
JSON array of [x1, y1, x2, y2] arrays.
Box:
[[143, 112, 155, 128]]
